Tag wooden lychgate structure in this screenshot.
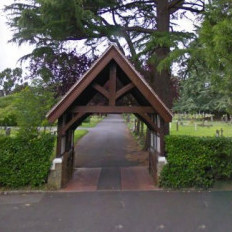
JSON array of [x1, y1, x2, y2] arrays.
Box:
[[47, 45, 172, 187]]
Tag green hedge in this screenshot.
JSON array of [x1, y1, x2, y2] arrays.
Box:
[[0, 134, 55, 187], [160, 136, 232, 189]]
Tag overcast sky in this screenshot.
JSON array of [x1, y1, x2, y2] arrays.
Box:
[[0, 0, 196, 73], [0, 0, 34, 71]]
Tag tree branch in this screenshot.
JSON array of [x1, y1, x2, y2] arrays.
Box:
[[97, 0, 155, 15]]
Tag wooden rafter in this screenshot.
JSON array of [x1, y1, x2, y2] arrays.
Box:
[[116, 83, 135, 100], [61, 112, 86, 135], [92, 83, 110, 99], [72, 106, 155, 114], [137, 113, 160, 133]]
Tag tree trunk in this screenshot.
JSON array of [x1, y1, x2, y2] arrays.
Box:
[[153, 0, 172, 155], [154, 0, 172, 109]]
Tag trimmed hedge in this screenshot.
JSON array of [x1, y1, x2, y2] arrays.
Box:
[[160, 136, 232, 189], [0, 134, 55, 187]]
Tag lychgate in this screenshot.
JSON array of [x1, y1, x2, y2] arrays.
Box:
[[46, 45, 172, 188]]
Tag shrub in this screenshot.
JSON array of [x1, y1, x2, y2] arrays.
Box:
[[160, 136, 232, 189], [0, 133, 55, 187]]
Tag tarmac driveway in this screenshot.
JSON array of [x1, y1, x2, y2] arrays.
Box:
[[0, 191, 232, 232]]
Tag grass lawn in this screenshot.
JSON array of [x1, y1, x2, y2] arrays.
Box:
[[124, 114, 232, 137], [80, 115, 104, 128], [74, 129, 88, 144], [170, 120, 232, 137]]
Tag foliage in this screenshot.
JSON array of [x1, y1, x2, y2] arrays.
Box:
[[170, 0, 232, 114], [81, 115, 104, 128], [0, 95, 18, 126], [0, 133, 55, 187], [4, 0, 204, 74], [173, 70, 227, 114], [0, 68, 23, 96], [160, 135, 232, 189], [14, 81, 55, 133], [24, 47, 94, 96], [198, 0, 232, 113]]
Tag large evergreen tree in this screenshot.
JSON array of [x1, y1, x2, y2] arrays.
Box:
[[172, 0, 232, 115], [198, 0, 232, 113], [5, 0, 205, 106]]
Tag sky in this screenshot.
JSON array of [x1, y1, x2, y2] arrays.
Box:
[[0, 0, 197, 73], [0, 0, 34, 71]]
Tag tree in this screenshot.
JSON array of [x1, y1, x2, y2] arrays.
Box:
[[14, 80, 55, 134], [171, 0, 232, 115], [5, 0, 205, 105], [0, 68, 23, 96], [197, 0, 232, 113], [0, 95, 18, 126], [25, 47, 94, 96], [173, 74, 227, 115]]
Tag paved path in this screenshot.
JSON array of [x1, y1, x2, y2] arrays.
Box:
[[1, 191, 232, 232], [75, 114, 146, 168], [64, 114, 154, 191]]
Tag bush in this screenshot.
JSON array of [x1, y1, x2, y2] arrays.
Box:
[[160, 136, 232, 189], [0, 133, 55, 187]]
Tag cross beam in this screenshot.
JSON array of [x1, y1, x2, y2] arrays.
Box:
[[137, 113, 160, 133], [116, 83, 135, 100], [92, 83, 110, 99], [61, 112, 86, 135], [71, 106, 155, 114]]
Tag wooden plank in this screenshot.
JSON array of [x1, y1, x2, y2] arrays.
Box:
[[116, 83, 135, 100], [92, 83, 110, 99], [137, 113, 160, 133], [72, 106, 155, 114], [109, 63, 117, 106], [61, 112, 85, 135]]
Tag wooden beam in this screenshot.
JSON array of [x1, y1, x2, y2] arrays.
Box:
[[56, 116, 64, 157], [72, 106, 155, 114], [116, 83, 135, 100], [137, 113, 160, 133], [113, 51, 172, 122], [61, 112, 85, 135], [109, 63, 117, 105], [92, 83, 110, 99]]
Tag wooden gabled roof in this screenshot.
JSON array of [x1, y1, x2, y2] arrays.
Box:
[[47, 45, 172, 123]]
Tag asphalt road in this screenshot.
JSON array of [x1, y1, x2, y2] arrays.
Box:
[[1, 191, 232, 232]]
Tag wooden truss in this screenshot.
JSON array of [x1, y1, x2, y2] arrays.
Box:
[[47, 45, 172, 157]]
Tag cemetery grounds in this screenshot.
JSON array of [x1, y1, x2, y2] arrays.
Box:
[[171, 114, 232, 137]]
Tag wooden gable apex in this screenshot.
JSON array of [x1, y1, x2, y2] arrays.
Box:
[[46, 45, 173, 123]]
